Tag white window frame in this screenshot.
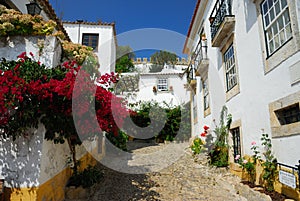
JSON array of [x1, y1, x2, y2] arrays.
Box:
[[261, 0, 292, 56], [157, 78, 168, 91], [224, 44, 237, 91]]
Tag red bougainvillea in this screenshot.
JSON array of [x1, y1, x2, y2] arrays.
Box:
[[0, 52, 128, 143]]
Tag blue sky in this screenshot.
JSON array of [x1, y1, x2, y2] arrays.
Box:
[[49, 0, 196, 58]]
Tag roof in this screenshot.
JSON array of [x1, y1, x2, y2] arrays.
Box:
[[63, 20, 118, 47], [36, 0, 71, 41], [182, 0, 201, 54], [63, 20, 115, 26], [140, 70, 183, 76]]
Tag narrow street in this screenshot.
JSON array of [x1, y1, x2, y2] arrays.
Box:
[[65, 142, 272, 201]]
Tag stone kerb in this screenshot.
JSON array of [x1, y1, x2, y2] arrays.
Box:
[[0, 35, 62, 68]]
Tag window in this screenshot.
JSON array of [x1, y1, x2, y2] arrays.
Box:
[[269, 91, 300, 137], [203, 79, 210, 111], [261, 0, 292, 56], [224, 44, 237, 91], [231, 127, 241, 163], [193, 95, 197, 122], [82, 33, 99, 51], [275, 103, 300, 125], [157, 79, 168, 91]]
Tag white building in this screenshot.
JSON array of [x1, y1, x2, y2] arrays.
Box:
[[184, 0, 300, 195], [132, 57, 188, 73], [63, 21, 117, 74], [116, 64, 190, 108]]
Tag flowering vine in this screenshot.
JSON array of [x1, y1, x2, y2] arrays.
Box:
[[0, 5, 56, 36], [0, 52, 128, 173]]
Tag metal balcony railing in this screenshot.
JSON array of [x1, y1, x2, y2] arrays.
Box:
[[191, 39, 208, 69], [209, 0, 233, 41], [186, 39, 208, 82]]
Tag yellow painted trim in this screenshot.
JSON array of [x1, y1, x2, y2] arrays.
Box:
[[4, 187, 37, 201], [37, 168, 71, 201], [230, 156, 300, 200], [5, 152, 98, 201]]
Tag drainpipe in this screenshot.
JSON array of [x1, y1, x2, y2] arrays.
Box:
[[76, 19, 83, 44]]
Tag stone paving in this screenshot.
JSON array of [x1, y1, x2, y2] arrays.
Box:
[[65, 141, 272, 201]]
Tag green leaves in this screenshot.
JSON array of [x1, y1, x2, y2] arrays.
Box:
[[67, 165, 103, 188], [208, 106, 231, 167], [115, 55, 135, 73], [260, 133, 277, 191], [190, 138, 204, 155]]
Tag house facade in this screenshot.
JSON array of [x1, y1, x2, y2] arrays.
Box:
[[0, 1, 103, 201], [132, 57, 188, 73], [63, 21, 117, 74], [116, 63, 190, 108], [184, 0, 300, 198]]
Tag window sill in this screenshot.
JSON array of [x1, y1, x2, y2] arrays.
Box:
[[193, 117, 198, 124], [226, 84, 240, 102], [271, 122, 300, 138], [269, 91, 300, 138], [204, 107, 211, 117]]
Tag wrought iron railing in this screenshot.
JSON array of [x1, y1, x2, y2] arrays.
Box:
[[192, 39, 208, 67], [209, 0, 233, 41], [186, 38, 209, 82]]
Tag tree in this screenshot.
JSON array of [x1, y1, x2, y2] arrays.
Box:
[[116, 45, 135, 73], [149, 50, 178, 73], [116, 45, 135, 60], [116, 55, 135, 73]]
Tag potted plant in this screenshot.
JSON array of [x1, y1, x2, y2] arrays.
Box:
[[153, 86, 157, 94]]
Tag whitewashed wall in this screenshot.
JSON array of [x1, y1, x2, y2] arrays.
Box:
[[0, 124, 98, 188], [137, 72, 189, 107], [0, 125, 44, 188], [63, 23, 116, 74], [0, 36, 61, 68], [0, 35, 99, 189], [188, 0, 300, 166]]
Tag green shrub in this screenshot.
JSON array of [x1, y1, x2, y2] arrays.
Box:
[[190, 138, 205, 155], [125, 101, 191, 142], [208, 106, 232, 167], [106, 130, 128, 151], [67, 165, 103, 188], [261, 133, 277, 191]]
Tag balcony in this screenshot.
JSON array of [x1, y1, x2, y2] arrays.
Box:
[[209, 0, 235, 47], [192, 39, 209, 76]]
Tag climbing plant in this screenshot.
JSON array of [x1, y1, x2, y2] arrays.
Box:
[[0, 5, 56, 36], [0, 53, 128, 174]]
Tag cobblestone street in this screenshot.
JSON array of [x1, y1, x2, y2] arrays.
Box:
[[66, 142, 272, 201]]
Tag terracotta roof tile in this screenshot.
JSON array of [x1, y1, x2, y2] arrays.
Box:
[[63, 20, 115, 26]]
